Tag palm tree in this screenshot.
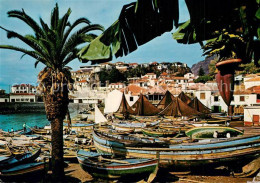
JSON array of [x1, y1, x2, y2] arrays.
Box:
[[0, 4, 103, 181]]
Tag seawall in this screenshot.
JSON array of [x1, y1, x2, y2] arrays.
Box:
[[0, 102, 89, 115]]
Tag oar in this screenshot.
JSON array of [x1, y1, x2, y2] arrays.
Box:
[[98, 156, 130, 164]]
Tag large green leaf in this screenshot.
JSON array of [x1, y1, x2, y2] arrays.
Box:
[[79, 0, 179, 63], [256, 7, 260, 19]]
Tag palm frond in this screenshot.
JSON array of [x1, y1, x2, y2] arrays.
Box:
[[51, 3, 59, 30], [7, 9, 44, 38]]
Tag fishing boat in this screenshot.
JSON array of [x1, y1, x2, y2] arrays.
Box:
[[0, 146, 41, 170], [112, 122, 146, 133], [93, 130, 260, 170], [94, 129, 169, 147], [0, 162, 45, 181], [200, 118, 230, 124], [215, 115, 244, 121], [142, 128, 180, 137], [185, 126, 244, 139], [77, 150, 157, 179]]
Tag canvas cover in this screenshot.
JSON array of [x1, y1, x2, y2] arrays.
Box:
[[132, 93, 160, 116], [116, 93, 136, 114], [159, 97, 200, 117], [95, 104, 108, 124], [157, 90, 175, 110], [104, 90, 123, 114], [188, 97, 211, 114], [178, 91, 192, 104]]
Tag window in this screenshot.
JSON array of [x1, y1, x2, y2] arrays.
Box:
[[30, 99, 34, 102], [21, 98, 24, 101], [11, 99, 15, 102], [16, 99, 20, 102], [257, 94, 260, 103], [200, 93, 205, 100], [214, 96, 218, 102], [240, 96, 245, 102], [130, 97, 134, 101], [231, 96, 234, 101]]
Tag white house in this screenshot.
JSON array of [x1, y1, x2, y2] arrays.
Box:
[[184, 73, 195, 80], [11, 84, 36, 94], [109, 83, 125, 89], [142, 73, 157, 80], [244, 106, 260, 126], [10, 93, 35, 103]]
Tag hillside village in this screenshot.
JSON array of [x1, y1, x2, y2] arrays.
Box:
[[1, 61, 260, 117]]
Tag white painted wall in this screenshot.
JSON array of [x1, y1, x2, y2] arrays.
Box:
[[10, 94, 35, 102], [244, 106, 260, 123]]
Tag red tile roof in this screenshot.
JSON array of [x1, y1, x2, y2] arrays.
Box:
[[10, 93, 35, 96]]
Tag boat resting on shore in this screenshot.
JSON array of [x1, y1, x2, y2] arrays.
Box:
[[93, 130, 260, 170], [77, 150, 157, 179], [185, 126, 244, 139]]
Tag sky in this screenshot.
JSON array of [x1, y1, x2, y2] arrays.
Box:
[[0, 0, 204, 92]]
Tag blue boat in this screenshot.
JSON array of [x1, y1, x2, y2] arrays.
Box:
[[77, 150, 157, 179], [93, 130, 260, 170], [0, 162, 45, 181], [0, 146, 41, 170]]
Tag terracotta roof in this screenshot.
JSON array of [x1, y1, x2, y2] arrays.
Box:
[[246, 86, 260, 94], [147, 86, 166, 94], [125, 85, 148, 96], [78, 80, 87, 83], [160, 72, 168, 76], [129, 63, 138, 66], [10, 93, 35, 96], [246, 77, 260, 82], [12, 84, 35, 87], [172, 77, 186, 80], [150, 62, 158, 65], [234, 90, 252, 95]]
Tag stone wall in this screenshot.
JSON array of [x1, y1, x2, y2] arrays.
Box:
[[0, 102, 89, 114]]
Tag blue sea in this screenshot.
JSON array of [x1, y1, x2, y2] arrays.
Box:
[[0, 113, 49, 132]]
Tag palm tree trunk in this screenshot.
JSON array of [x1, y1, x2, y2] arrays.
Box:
[[51, 117, 64, 181], [43, 73, 69, 181]]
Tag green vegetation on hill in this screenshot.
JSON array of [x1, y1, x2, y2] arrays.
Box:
[[98, 63, 191, 84]]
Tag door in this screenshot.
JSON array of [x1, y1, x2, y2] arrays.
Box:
[[253, 115, 259, 126]]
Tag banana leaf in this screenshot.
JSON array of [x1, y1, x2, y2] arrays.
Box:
[[78, 0, 179, 63]]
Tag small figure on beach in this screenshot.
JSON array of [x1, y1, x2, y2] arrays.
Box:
[[23, 122, 26, 133], [11, 128, 14, 136]]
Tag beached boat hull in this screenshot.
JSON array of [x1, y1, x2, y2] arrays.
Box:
[[142, 129, 179, 137], [77, 150, 157, 179], [200, 118, 230, 124], [185, 126, 244, 139], [0, 147, 41, 170], [93, 131, 260, 170], [0, 162, 45, 181]]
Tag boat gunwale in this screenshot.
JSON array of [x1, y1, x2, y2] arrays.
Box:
[[93, 130, 260, 151]]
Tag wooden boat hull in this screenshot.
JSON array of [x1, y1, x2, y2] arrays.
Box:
[[185, 127, 244, 139], [0, 147, 41, 170], [0, 162, 45, 181], [200, 118, 230, 124], [112, 123, 145, 133], [142, 129, 179, 137], [93, 131, 260, 169], [77, 150, 157, 179]]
